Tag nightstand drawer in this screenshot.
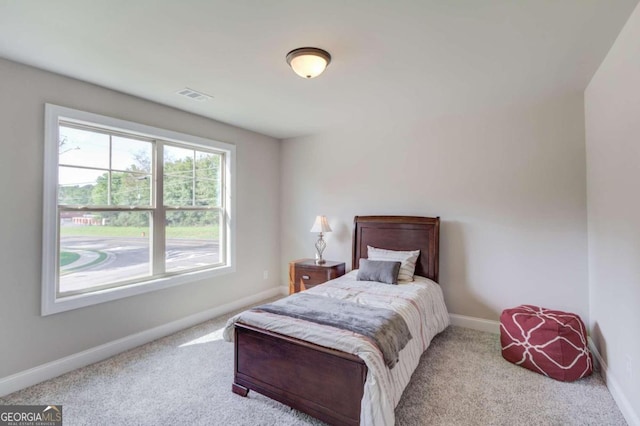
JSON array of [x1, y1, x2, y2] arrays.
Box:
[[289, 259, 346, 294], [295, 268, 330, 290]]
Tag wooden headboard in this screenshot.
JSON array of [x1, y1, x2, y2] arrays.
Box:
[[352, 216, 440, 283]]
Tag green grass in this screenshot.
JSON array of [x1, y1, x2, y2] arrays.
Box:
[[60, 225, 219, 239], [61, 250, 108, 275], [59, 251, 80, 266]]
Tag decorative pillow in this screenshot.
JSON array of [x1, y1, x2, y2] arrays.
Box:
[[367, 246, 420, 283], [357, 259, 401, 284]]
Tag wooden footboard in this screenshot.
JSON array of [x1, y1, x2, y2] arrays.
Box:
[[233, 323, 367, 426]]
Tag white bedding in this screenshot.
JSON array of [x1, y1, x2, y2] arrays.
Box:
[[223, 270, 450, 426]]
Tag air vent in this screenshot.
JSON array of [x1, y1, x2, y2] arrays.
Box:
[[176, 88, 213, 102]]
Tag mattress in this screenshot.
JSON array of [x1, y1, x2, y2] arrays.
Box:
[[223, 270, 450, 426]]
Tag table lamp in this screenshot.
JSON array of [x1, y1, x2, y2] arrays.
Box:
[[310, 215, 332, 265]]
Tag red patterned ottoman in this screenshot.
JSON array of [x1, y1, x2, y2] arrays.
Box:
[[500, 305, 592, 381]]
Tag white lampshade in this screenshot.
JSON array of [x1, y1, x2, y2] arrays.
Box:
[[310, 215, 332, 233], [286, 47, 331, 79]]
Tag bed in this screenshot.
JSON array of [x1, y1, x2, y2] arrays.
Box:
[[223, 216, 449, 426]]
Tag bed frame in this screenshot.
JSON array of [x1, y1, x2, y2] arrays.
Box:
[[232, 216, 440, 425]]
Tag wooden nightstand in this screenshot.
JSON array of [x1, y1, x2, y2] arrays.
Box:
[[289, 259, 346, 294]]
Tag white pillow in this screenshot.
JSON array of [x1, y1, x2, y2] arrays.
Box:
[[367, 246, 420, 283]]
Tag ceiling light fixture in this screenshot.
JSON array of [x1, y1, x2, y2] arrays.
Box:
[[286, 47, 332, 79]]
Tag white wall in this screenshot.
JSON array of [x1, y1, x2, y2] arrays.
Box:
[[585, 2, 640, 423], [281, 93, 588, 322], [0, 58, 281, 378]]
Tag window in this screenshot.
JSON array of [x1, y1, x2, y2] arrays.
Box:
[[42, 104, 235, 315]]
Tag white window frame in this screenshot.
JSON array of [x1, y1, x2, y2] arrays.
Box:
[[42, 104, 236, 315]]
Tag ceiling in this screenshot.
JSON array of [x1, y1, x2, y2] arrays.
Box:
[[0, 0, 637, 139]]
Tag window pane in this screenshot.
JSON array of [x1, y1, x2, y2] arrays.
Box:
[[165, 210, 221, 272], [59, 125, 109, 169], [111, 136, 152, 173], [164, 145, 194, 206], [195, 151, 221, 207], [59, 211, 151, 294], [58, 166, 107, 205], [110, 171, 151, 206]]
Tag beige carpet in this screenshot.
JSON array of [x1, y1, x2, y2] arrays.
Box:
[[1, 303, 626, 425]]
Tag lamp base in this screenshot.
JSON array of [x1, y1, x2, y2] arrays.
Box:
[[314, 233, 327, 266]]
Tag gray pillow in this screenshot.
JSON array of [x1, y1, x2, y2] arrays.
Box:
[[357, 259, 402, 285]]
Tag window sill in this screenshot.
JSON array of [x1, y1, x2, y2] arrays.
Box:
[[41, 264, 235, 316]]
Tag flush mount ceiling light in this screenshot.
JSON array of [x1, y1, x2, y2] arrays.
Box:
[[286, 47, 332, 79]]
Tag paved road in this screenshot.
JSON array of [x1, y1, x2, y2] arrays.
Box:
[[60, 236, 220, 293]]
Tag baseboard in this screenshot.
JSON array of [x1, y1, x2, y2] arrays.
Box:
[[0, 287, 282, 398], [588, 340, 640, 426], [449, 313, 500, 334]]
